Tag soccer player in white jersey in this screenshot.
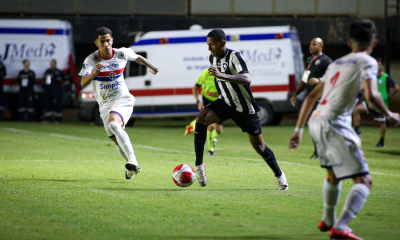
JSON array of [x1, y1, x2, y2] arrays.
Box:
[[289, 20, 400, 239], [79, 27, 158, 180]]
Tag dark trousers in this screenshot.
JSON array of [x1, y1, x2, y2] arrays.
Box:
[[18, 90, 35, 121], [43, 89, 63, 122]]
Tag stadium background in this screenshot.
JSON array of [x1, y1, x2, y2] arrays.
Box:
[[1, 0, 399, 116]]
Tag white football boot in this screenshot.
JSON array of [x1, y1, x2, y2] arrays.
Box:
[[196, 163, 207, 187], [276, 171, 289, 190], [125, 162, 141, 180]]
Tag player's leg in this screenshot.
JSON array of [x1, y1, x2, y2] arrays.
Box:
[[206, 123, 216, 155], [248, 133, 288, 190], [195, 108, 220, 186], [319, 169, 342, 231], [211, 123, 223, 151], [108, 112, 138, 166], [330, 174, 371, 239], [376, 120, 386, 147], [353, 102, 368, 136]]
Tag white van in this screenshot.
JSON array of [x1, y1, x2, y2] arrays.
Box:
[[0, 19, 77, 119], [79, 25, 304, 125], [0, 19, 76, 94]]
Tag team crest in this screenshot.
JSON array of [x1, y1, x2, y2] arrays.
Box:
[[315, 59, 321, 65], [109, 72, 117, 80], [82, 63, 87, 69], [379, 80, 383, 85], [222, 62, 228, 71]]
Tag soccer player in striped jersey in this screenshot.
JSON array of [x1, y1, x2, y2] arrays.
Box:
[[79, 27, 158, 180], [194, 29, 288, 190], [289, 20, 400, 239]]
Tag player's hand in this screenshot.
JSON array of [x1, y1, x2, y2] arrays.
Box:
[[290, 95, 297, 107], [208, 66, 222, 78], [388, 112, 400, 127], [289, 132, 302, 152], [197, 102, 204, 111], [368, 103, 374, 109], [149, 67, 158, 75], [308, 77, 320, 85], [94, 63, 105, 75]]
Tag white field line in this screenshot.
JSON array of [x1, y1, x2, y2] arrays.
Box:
[[2, 127, 399, 177]]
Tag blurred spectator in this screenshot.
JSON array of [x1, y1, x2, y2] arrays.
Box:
[[290, 38, 332, 158], [0, 60, 6, 120], [17, 59, 36, 121], [42, 59, 64, 123], [353, 58, 399, 147]]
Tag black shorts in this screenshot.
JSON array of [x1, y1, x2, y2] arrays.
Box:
[[363, 101, 386, 121], [203, 97, 224, 125], [205, 98, 262, 136]]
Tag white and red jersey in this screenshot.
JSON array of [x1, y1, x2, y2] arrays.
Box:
[[312, 52, 378, 120], [78, 47, 138, 109]]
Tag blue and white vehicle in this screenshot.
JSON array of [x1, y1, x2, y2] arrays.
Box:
[[0, 19, 76, 94], [80, 25, 304, 125]]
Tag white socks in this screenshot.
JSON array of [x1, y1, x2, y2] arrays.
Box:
[[334, 183, 370, 230], [322, 179, 342, 227], [109, 121, 138, 165], [116, 144, 128, 161]]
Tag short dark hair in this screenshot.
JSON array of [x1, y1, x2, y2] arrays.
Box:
[[94, 27, 112, 39], [23, 59, 29, 64], [51, 59, 57, 65], [348, 19, 376, 49], [207, 29, 226, 41]]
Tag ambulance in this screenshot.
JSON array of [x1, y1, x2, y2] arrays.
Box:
[[0, 19, 78, 118], [79, 25, 304, 125]]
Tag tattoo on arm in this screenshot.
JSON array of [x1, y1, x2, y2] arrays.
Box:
[[136, 55, 157, 71]]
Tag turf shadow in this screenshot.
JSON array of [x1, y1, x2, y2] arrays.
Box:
[[373, 149, 400, 156], [92, 187, 278, 192]]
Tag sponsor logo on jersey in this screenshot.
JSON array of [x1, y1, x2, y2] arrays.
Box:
[[315, 59, 321, 65], [100, 80, 122, 90], [103, 89, 122, 100]]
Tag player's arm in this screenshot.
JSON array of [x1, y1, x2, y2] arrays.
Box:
[[291, 81, 307, 106], [192, 84, 204, 111], [80, 63, 105, 88], [134, 55, 158, 75], [208, 66, 251, 85], [388, 76, 399, 98], [363, 78, 400, 125], [289, 82, 324, 152]]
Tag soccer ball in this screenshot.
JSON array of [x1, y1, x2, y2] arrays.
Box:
[[172, 164, 195, 187]]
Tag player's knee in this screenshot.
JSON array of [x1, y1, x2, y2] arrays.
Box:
[[196, 114, 210, 125], [352, 174, 372, 189], [253, 144, 265, 155], [326, 171, 339, 184], [108, 121, 121, 133]]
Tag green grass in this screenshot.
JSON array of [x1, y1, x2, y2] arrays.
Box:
[[0, 119, 399, 240]]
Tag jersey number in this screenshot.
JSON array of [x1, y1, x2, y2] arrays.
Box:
[[320, 72, 340, 105]]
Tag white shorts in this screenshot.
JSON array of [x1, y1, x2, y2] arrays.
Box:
[[100, 95, 135, 137], [308, 115, 369, 180]]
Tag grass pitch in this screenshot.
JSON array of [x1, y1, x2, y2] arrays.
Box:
[[0, 119, 399, 240]]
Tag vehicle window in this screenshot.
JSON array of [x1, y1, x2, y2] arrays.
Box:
[[129, 52, 147, 77]]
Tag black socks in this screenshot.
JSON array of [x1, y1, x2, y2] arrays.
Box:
[[194, 122, 208, 166], [261, 146, 282, 177]]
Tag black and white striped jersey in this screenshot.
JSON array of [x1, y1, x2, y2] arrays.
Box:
[[209, 48, 260, 114]]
